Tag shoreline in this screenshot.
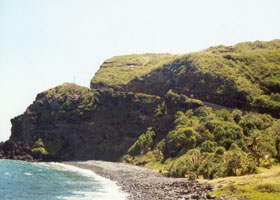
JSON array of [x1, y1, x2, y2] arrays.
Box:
[[63, 160, 221, 200]]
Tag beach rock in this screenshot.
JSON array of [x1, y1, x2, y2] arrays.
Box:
[[0, 140, 35, 161]]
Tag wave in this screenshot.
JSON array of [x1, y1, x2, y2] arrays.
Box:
[[43, 162, 128, 200]]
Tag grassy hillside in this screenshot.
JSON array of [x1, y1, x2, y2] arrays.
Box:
[[91, 53, 176, 89], [91, 40, 280, 117]]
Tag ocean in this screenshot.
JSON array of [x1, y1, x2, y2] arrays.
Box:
[[0, 159, 127, 200]]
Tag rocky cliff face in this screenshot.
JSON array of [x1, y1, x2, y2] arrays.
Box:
[[10, 83, 202, 161]]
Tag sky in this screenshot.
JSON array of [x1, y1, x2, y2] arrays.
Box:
[[0, 0, 280, 142]]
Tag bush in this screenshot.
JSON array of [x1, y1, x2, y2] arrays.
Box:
[[225, 144, 248, 176], [215, 147, 226, 155], [198, 153, 226, 179], [32, 147, 48, 155], [128, 127, 156, 157], [155, 139, 165, 152], [247, 130, 277, 167], [188, 171, 197, 180], [165, 127, 197, 157], [32, 138, 48, 155], [167, 157, 189, 177], [215, 109, 233, 121], [201, 140, 217, 153], [32, 138, 44, 148], [213, 122, 245, 150], [232, 109, 242, 123]]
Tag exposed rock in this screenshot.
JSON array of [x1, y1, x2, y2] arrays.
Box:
[[0, 140, 35, 161], [10, 83, 202, 161]]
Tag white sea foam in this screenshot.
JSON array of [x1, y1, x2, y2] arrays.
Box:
[[4, 172, 10, 175], [43, 162, 128, 200]]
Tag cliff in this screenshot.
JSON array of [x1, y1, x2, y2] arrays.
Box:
[[10, 83, 202, 161]]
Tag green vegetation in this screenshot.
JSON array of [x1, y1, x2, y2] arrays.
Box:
[[123, 106, 280, 180], [91, 40, 280, 117], [170, 40, 280, 115], [214, 183, 280, 200], [207, 164, 280, 200], [32, 138, 48, 155], [38, 83, 98, 117], [127, 127, 156, 157], [91, 53, 176, 88]]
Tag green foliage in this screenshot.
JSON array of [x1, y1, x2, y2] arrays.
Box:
[[166, 127, 197, 157], [125, 102, 280, 180], [215, 109, 233, 121], [128, 127, 156, 157], [201, 140, 217, 153], [214, 183, 280, 200], [32, 147, 48, 155], [225, 144, 250, 176], [213, 122, 245, 150], [114, 40, 280, 179], [247, 130, 277, 167], [167, 149, 201, 178], [32, 138, 48, 155], [155, 139, 165, 152], [91, 53, 176, 88], [32, 138, 44, 148], [255, 183, 280, 193], [215, 147, 226, 155]]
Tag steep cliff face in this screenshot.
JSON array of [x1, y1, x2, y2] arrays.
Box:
[[91, 40, 280, 117], [10, 83, 202, 161]]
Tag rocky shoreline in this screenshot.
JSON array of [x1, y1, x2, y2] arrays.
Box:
[[0, 140, 34, 162], [64, 160, 242, 200]]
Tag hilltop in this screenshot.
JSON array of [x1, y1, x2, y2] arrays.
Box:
[[92, 40, 280, 117]]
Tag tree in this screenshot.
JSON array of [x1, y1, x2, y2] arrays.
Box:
[[165, 127, 197, 157], [247, 130, 277, 167]]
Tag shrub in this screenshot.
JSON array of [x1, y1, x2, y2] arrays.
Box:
[[32, 147, 48, 155], [201, 140, 217, 153], [32, 138, 48, 155], [155, 139, 165, 152], [213, 122, 245, 150], [225, 144, 248, 176], [165, 127, 197, 157], [198, 153, 226, 179], [215, 109, 233, 121], [32, 138, 44, 148], [215, 147, 226, 155], [128, 127, 156, 157], [232, 109, 242, 123], [188, 171, 197, 180], [167, 157, 188, 177], [247, 130, 277, 167]]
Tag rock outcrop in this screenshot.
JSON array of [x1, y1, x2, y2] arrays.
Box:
[[0, 140, 34, 161], [9, 83, 202, 161]]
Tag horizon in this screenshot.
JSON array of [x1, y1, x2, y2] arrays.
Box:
[[1, 0, 280, 142]]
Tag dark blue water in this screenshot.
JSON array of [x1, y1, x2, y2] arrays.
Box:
[[0, 160, 126, 200]]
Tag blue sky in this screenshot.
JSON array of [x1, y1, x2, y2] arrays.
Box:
[[1, 0, 280, 142]]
